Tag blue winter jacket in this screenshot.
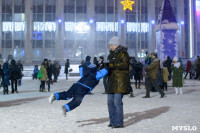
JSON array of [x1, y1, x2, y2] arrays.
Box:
[[78, 64, 108, 92], [3, 62, 10, 86]]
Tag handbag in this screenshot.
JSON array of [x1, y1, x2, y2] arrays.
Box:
[[37, 69, 42, 79]]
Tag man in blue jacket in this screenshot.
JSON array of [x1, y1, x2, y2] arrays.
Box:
[[49, 60, 108, 117]]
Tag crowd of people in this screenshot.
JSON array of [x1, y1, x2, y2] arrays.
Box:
[[1, 36, 200, 128], [0, 59, 23, 94]]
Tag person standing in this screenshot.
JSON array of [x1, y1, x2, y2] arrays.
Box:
[[39, 59, 48, 92], [98, 56, 108, 94], [17, 60, 23, 86], [143, 52, 165, 98], [9, 60, 21, 93], [33, 65, 38, 80], [106, 36, 130, 128], [47, 60, 53, 92], [163, 56, 172, 80], [184, 59, 192, 79], [3, 61, 10, 94], [93, 57, 99, 68], [64, 59, 70, 80], [171, 57, 184, 95], [133, 61, 143, 89], [194, 56, 199, 79]]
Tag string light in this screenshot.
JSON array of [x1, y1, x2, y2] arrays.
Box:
[[34, 22, 56, 32], [65, 22, 90, 33], [2, 22, 25, 32]]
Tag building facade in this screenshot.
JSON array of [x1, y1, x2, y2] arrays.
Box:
[[0, 0, 199, 64]]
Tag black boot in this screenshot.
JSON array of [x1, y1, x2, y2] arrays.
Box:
[[143, 95, 150, 98]]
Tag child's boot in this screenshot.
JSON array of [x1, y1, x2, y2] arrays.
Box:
[[49, 94, 56, 104], [62, 106, 67, 117]]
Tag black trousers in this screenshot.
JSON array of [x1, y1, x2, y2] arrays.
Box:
[[40, 81, 45, 90], [11, 79, 17, 91]]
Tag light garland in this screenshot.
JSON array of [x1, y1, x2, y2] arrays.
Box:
[[2, 21, 149, 33], [34, 22, 56, 32], [2, 22, 25, 32], [127, 22, 149, 33], [65, 22, 90, 33]]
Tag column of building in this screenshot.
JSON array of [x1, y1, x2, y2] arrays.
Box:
[[117, 0, 126, 46], [0, 0, 2, 56], [24, 0, 33, 65], [87, 0, 95, 57], [177, 0, 185, 58], [148, 0, 155, 52], [56, 0, 64, 61], [189, 0, 195, 58]]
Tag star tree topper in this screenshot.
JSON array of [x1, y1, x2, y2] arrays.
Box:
[[121, 0, 135, 11]]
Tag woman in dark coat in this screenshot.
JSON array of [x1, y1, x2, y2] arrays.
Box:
[[9, 59, 21, 93], [133, 61, 143, 89], [3, 62, 10, 94]]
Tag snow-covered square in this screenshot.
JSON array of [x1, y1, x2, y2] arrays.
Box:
[[0, 77, 200, 133]]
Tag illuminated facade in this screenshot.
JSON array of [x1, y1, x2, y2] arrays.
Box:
[[0, 0, 198, 64]]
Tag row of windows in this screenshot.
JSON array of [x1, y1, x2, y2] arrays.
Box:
[[2, 1, 179, 14]]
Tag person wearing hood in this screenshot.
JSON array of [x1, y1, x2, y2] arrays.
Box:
[[85, 56, 91, 66], [9, 59, 21, 93], [49, 60, 108, 117], [3, 61, 10, 94], [106, 36, 131, 128], [170, 57, 184, 95]]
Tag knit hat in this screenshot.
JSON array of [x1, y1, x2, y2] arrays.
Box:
[[173, 57, 178, 62], [108, 36, 120, 46], [151, 52, 157, 58], [86, 56, 91, 61]]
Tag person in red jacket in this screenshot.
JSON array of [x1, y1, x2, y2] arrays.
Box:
[[184, 60, 192, 79]]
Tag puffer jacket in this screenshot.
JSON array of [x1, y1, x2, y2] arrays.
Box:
[[162, 67, 169, 83], [106, 46, 130, 94], [40, 64, 48, 81]]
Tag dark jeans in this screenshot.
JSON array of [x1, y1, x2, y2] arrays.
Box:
[[55, 83, 90, 112], [40, 81, 45, 91], [47, 80, 51, 91], [107, 94, 124, 126], [145, 78, 164, 96], [11, 79, 17, 92], [53, 74, 58, 82], [135, 79, 140, 86], [161, 82, 168, 91]]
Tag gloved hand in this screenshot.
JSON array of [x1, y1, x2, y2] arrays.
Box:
[[104, 61, 109, 68]]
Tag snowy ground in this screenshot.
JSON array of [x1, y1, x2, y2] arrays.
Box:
[[0, 77, 200, 133]]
